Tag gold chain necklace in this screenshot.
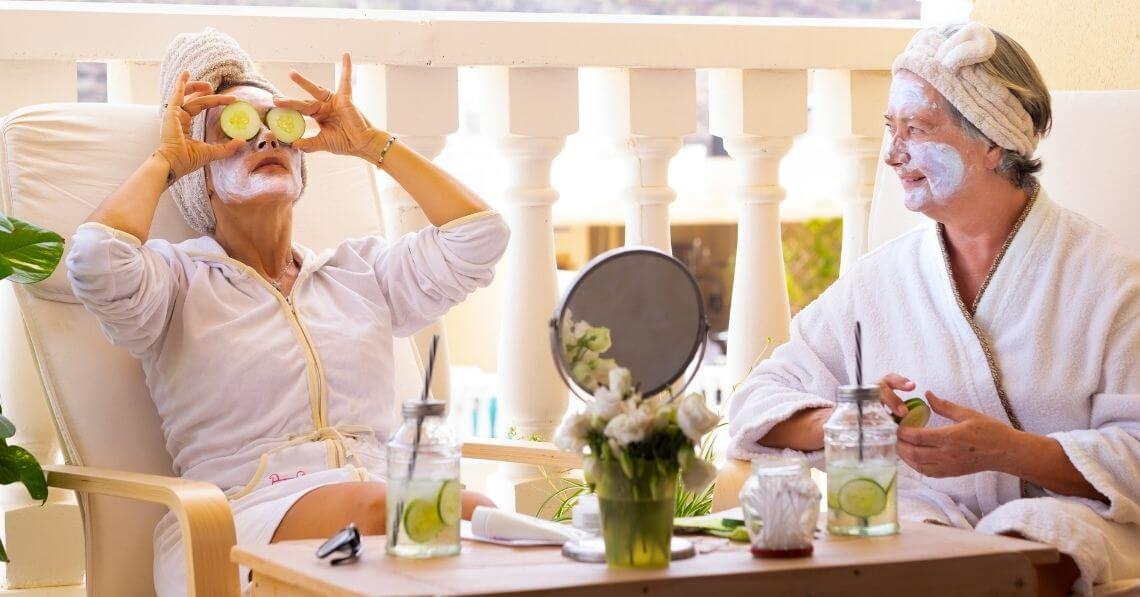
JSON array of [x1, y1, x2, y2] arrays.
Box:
[[268, 254, 297, 290]]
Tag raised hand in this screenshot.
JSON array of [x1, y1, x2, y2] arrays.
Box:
[[272, 52, 381, 161], [155, 71, 246, 184], [896, 390, 1016, 478]]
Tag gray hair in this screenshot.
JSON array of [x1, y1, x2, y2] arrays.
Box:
[[939, 24, 1052, 192]]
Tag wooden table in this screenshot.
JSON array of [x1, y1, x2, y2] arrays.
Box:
[[233, 521, 1057, 596]]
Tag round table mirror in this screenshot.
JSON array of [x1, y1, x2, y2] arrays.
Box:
[[549, 247, 708, 402]]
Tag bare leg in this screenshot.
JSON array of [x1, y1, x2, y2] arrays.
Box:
[[999, 531, 1081, 597], [271, 481, 495, 542]]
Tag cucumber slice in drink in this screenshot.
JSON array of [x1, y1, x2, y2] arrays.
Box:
[[838, 478, 888, 518], [219, 101, 261, 141], [267, 107, 306, 144], [437, 480, 462, 526], [893, 398, 931, 428], [403, 498, 444, 543]]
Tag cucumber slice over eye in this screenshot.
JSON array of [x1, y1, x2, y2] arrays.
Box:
[[403, 498, 444, 543], [219, 101, 261, 141], [893, 398, 931, 428], [267, 108, 306, 145], [437, 480, 462, 526], [838, 478, 888, 518]]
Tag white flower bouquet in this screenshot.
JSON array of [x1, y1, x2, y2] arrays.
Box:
[[554, 317, 720, 568]]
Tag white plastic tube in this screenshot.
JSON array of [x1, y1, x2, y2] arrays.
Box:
[[469, 506, 581, 543]]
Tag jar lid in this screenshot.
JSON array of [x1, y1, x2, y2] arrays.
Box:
[[402, 399, 446, 418], [749, 455, 808, 476], [837, 384, 879, 402]]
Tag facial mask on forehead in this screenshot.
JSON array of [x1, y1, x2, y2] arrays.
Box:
[[888, 77, 940, 115], [901, 141, 966, 211]]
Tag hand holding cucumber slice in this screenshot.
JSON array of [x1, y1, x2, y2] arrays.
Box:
[[156, 71, 247, 181], [219, 101, 306, 144], [892, 398, 931, 428]]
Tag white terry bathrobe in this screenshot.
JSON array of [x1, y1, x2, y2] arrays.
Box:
[[66, 211, 509, 596], [729, 191, 1140, 595]]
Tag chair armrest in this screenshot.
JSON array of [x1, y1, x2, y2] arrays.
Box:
[[462, 439, 582, 470], [45, 464, 239, 597]]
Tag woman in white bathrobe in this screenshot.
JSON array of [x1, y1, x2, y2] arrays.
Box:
[[66, 30, 508, 595], [728, 23, 1140, 597]]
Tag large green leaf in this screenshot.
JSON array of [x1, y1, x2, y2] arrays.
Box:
[[0, 445, 47, 503], [0, 214, 65, 284]]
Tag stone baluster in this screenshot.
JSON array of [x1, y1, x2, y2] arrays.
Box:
[[709, 69, 807, 389], [106, 61, 161, 104], [814, 69, 891, 272], [580, 68, 695, 252], [354, 64, 460, 402], [478, 66, 578, 513]]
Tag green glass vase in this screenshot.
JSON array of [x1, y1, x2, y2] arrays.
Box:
[[592, 457, 677, 569]]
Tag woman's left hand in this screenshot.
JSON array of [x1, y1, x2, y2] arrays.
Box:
[[273, 52, 384, 162], [896, 391, 1019, 478]]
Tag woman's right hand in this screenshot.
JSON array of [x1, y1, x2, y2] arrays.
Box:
[[879, 373, 916, 419], [154, 70, 246, 183]]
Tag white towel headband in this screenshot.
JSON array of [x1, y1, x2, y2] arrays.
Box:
[[892, 22, 1039, 157]]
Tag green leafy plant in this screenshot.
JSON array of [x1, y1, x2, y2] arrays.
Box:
[[673, 423, 724, 518], [0, 212, 65, 561], [541, 423, 724, 523]]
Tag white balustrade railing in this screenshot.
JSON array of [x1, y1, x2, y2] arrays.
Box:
[[0, 1, 919, 515]]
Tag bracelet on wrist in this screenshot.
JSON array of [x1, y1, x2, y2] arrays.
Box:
[[376, 135, 398, 168]]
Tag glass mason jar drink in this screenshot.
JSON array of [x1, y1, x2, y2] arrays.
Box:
[[824, 385, 899, 536], [386, 400, 462, 558]]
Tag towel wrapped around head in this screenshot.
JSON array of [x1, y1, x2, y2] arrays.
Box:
[[158, 28, 307, 235]]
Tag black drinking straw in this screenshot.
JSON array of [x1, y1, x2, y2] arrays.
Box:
[[390, 334, 441, 548], [855, 321, 864, 462]]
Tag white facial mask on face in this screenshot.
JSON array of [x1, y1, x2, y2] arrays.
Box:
[[887, 77, 938, 116], [208, 148, 302, 206], [902, 141, 966, 211]]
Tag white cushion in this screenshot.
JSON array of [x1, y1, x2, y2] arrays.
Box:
[[869, 90, 1140, 253]]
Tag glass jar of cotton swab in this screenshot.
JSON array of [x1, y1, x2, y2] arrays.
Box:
[[386, 399, 462, 558], [823, 385, 899, 537]]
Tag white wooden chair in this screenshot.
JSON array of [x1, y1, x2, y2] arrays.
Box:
[[0, 102, 574, 596]]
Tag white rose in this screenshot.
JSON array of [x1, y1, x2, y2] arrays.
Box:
[[677, 393, 720, 443], [681, 457, 717, 493], [572, 362, 598, 391], [553, 411, 591, 453], [583, 327, 611, 352], [604, 406, 653, 447], [559, 312, 575, 345], [607, 367, 632, 396], [582, 455, 602, 485], [592, 358, 617, 388], [590, 385, 625, 421]]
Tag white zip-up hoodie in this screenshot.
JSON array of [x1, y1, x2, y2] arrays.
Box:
[[66, 211, 509, 594]]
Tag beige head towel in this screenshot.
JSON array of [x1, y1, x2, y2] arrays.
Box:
[[158, 28, 306, 235], [892, 22, 1039, 157]]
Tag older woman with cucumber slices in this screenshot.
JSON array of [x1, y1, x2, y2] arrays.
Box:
[[728, 22, 1140, 596], [66, 29, 506, 595]]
